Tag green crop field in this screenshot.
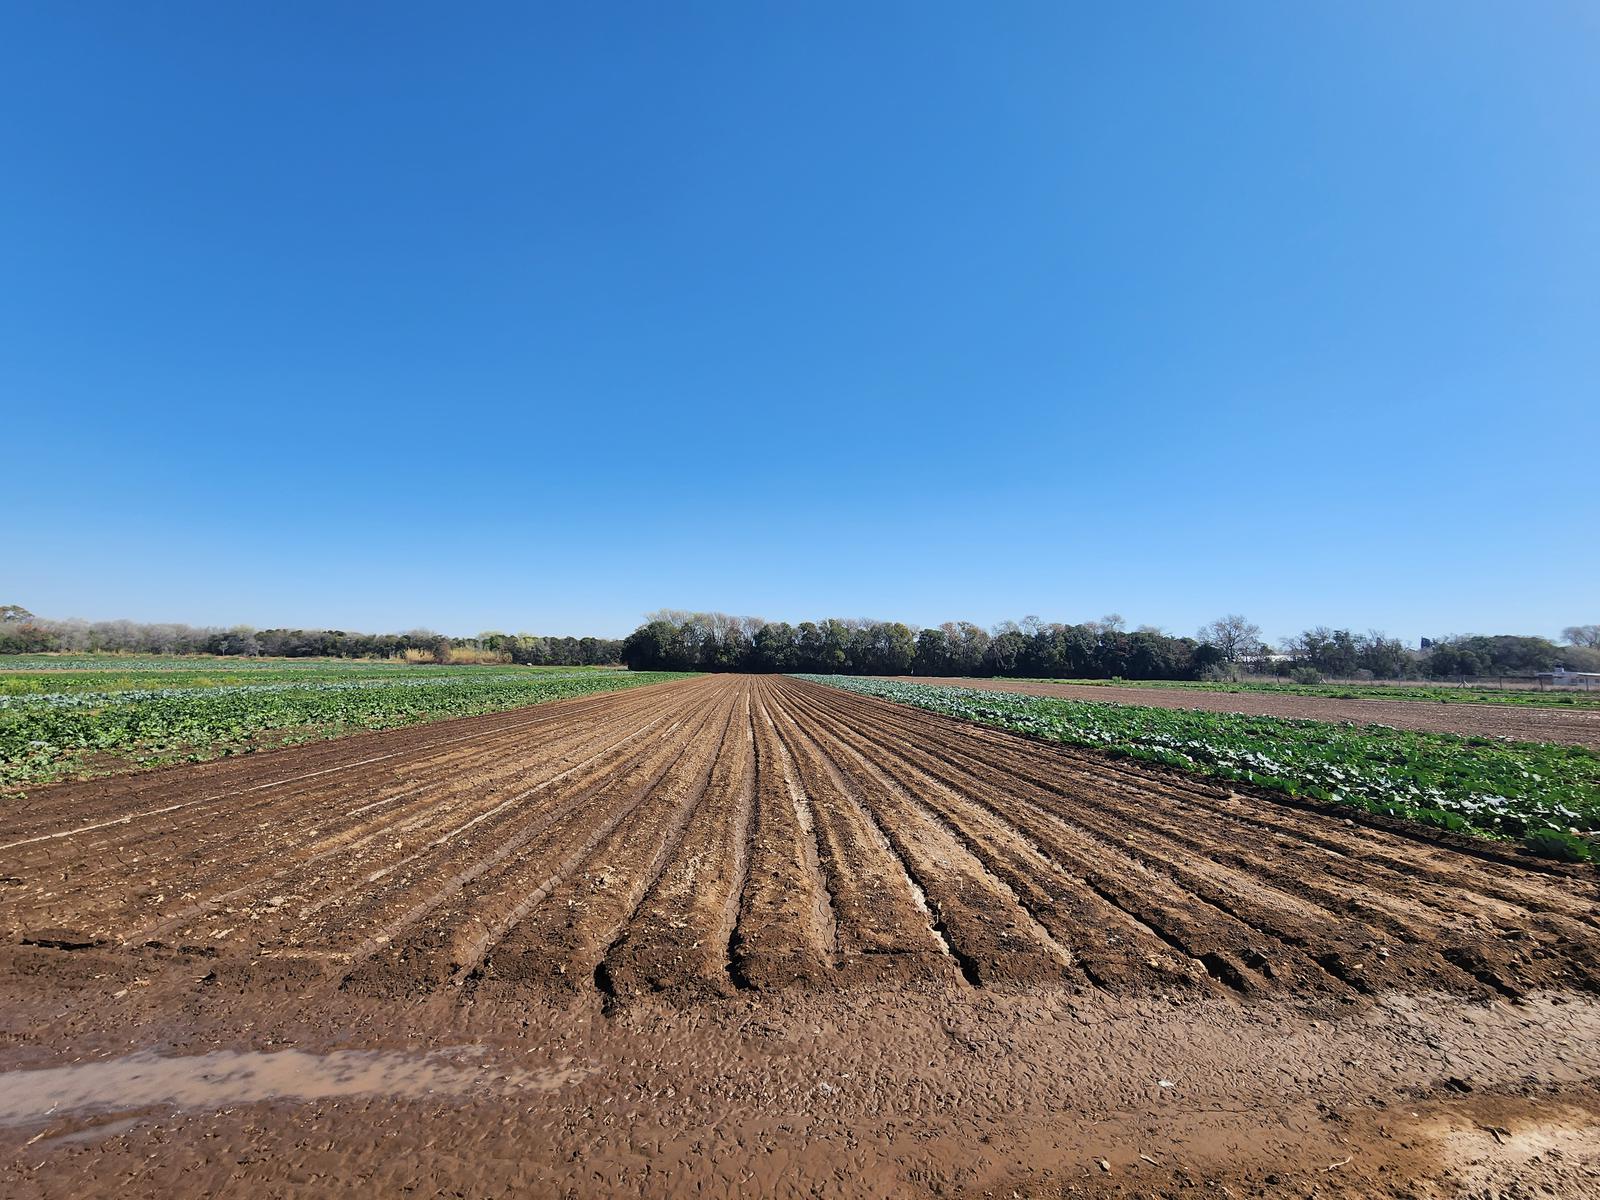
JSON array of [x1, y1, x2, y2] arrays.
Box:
[[1002, 675, 1600, 709], [0, 658, 690, 790], [799, 675, 1600, 858], [0, 655, 619, 696]]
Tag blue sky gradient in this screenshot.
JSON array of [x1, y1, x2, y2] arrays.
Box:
[[5, 3, 1597, 642]]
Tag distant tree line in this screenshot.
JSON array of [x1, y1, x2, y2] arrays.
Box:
[[1272, 627, 1599, 679], [0, 607, 622, 666], [624, 612, 1223, 678], [474, 632, 625, 667], [622, 610, 1600, 680], [5, 603, 1595, 680], [1411, 635, 1598, 678]]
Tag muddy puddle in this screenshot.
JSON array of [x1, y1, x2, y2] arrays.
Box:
[[0, 1046, 586, 1126]]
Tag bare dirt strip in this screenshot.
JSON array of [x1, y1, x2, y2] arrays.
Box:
[[892, 676, 1600, 749], [3, 674, 1600, 1198]]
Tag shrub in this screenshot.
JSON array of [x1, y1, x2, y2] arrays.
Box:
[[1289, 666, 1321, 685], [446, 646, 511, 665], [1523, 827, 1593, 863]]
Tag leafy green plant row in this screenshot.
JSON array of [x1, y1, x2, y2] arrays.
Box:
[[0, 654, 417, 672], [796, 675, 1600, 856], [0, 659, 617, 697], [1, 670, 692, 789], [1001, 675, 1600, 709]]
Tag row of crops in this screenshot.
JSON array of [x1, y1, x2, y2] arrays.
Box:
[[0, 667, 689, 789], [1022, 675, 1600, 709], [0, 659, 617, 697], [0, 654, 411, 673], [797, 675, 1600, 859]]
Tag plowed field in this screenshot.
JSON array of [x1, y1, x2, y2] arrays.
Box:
[[5, 674, 1600, 1198]]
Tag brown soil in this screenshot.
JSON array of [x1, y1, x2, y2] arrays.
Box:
[[892, 676, 1600, 749], [4, 675, 1600, 1197]]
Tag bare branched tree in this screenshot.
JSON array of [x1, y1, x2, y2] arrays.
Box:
[[1199, 614, 1263, 663]]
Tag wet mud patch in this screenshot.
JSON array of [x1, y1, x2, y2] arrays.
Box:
[[0, 1045, 587, 1128]]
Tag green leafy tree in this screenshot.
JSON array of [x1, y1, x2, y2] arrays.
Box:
[[913, 628, 951, 675]]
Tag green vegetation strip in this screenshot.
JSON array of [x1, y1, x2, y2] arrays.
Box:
[[0, 657, 618, 697], [1, 667, 692, 790], [1009, 676, 1600, 709], [796, 675, 1600, 859]]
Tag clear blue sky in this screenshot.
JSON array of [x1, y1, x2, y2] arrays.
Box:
[[5, 3, 1597, 644]]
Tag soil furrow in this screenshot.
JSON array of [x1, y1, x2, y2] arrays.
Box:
[[4, 681, 709, 942], [858, 691, 1599, 920], [766, 682, 1071, 987], [10, 675, 1600, 1200], [791, 682, 1435, 995], [340, 684, 733, 995], [601, 682, 760, 1000], [762, 684, 955, 984], [4, 680, 685, 835], [6, 674, 1598, 1013], [140, 680, 726, 961], [773, 681, 1210, 994], [725, 684, 832, 988], [480, 685, 742, 993], [791, 679, 1600, 996]]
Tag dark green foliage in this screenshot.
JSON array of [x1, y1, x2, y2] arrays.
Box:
[[1427, 636, 1565, 677], [623, 613, 1212, 679], [1415, 808, 1470, 832], [1523, 827, 1593, 863]]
